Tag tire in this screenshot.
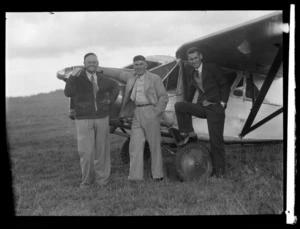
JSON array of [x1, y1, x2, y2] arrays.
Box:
[[175, 143, 212, 181], [119, 137, 151, 164]]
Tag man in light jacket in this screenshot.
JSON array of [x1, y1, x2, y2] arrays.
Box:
[[119, 55, 168, 181]]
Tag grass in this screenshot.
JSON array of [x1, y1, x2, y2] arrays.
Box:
[[6, 90, 284, 219]]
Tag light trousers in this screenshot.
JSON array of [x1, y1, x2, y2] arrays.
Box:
[[75, 117, 110, 186], [128, 106, 164, 180]]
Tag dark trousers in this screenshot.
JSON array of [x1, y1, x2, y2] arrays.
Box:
[[175, 101, 226, 176]]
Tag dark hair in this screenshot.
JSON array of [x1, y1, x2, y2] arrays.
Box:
[[133, 55, 146, 62], [84, 52, 97, 60], [186, 47, 201, 56]]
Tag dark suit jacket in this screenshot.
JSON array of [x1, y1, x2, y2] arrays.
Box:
[[64, 70, 120, 119], [186, 63, 230, 105]]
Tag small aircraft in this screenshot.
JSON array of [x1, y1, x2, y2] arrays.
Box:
[[57, 11, 284, 181]]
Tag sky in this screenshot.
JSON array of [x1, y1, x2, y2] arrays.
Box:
[[5, 11, 277, 97]]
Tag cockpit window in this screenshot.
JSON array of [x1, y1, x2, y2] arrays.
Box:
[[224, 72, 238, 87], [245, 75, 259, 100], [124, 61, 161, 70], [164, 65, 179, 93], [232, 76, 244, 97]]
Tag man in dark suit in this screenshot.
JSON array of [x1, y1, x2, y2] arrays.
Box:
[[175, 47, 230, 177], [105, 55, 168, 182]]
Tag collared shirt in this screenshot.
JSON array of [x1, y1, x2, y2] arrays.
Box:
[[86, 71, 98, 110], [193, 63, 204, 93], [86, 71, 98, 87], [130, 74, 149, 104], [197, 63, 203, 74]]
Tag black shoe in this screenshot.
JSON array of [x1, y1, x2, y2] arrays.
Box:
[[210, 169, 226, 178], [177, 135, 198, 147], [153, 178, 164, 182], [149, 176, 164, 182]]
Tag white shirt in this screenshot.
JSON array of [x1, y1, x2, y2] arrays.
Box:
[[197, 63, 203, 74], [130, 74, 149, 104], [86, 71, 98, 87], [193, 63, 204, 92]]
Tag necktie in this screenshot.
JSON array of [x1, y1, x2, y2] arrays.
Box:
[[91, 74, 98, 98], [130, 76, 139, 101], [91, 74, 98, 111], [196, 70, 204, 92]]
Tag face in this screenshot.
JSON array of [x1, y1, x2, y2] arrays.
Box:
[[187, 51, 203, 69], [133, 60, 147, 76], [84, 55, 99, 73]]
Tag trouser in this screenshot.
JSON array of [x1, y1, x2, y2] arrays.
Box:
[[175, 101, 226, 176], [128, 106, 164, 180], [75, 117, 110, 186]]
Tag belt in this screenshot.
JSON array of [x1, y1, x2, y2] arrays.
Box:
[[136, 103, 152, 107]]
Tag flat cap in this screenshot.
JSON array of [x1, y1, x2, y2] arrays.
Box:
[[133, 55, 146, 62]]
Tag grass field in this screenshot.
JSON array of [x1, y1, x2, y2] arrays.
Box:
[[5, 90, 285, 221]]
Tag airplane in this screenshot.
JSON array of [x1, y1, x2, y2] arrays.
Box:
[[56, 11, 285, 181]]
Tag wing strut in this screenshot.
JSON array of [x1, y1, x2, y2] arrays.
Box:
[[239, 45, 283, 138], [249, 74, 256, 105]]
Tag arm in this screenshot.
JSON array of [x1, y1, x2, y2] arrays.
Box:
[[101, 67, 135, 83], [64, 75, 77, 97], [69, 66, 135, 83], [154, 76, 169, 114], [212, 64, 231, 104]]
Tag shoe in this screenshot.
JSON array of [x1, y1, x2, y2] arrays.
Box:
[[150, 177, 164, 182], [149, 174, 164, 182], [153, 178, 164, 182], [210, 169, 226, 178], [177, 135, 198, 147], [129, 179, 144, 185]]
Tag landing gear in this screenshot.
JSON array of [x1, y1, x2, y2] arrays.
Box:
[[175, 143, 212, 181]]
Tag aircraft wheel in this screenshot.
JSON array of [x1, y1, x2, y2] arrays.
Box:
[[175, 143, 212, 181], [119, 137, 151, 164]]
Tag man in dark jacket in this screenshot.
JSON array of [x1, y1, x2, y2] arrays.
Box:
[[175, 47, 230, 177], [64, 53, 119, 188]]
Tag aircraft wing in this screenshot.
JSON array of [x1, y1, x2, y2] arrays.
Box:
[[175, 11, 284, 78]]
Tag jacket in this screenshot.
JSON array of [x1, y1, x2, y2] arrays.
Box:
[[64, 70, 120, 119], [186, 63, 230, 104], [117, 71, 168, 118]]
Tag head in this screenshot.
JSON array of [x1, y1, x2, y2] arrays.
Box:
[[84, 53, 99, 73], [186, 47, 203, 69], [133, 55, 147, 76]]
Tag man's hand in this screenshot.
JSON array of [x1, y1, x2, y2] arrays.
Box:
[[71, 67, 82, 77], [220, 101, 227, 109]]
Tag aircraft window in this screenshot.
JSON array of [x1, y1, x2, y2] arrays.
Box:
[[165, 65, 179, 92], [245, 76, 259, 100], [146, 61, 161, 70], [224, 72, 237, 87], [233, 88, 243, 97], [231, 76, 244, 97], [123, 61, 161, 70]]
